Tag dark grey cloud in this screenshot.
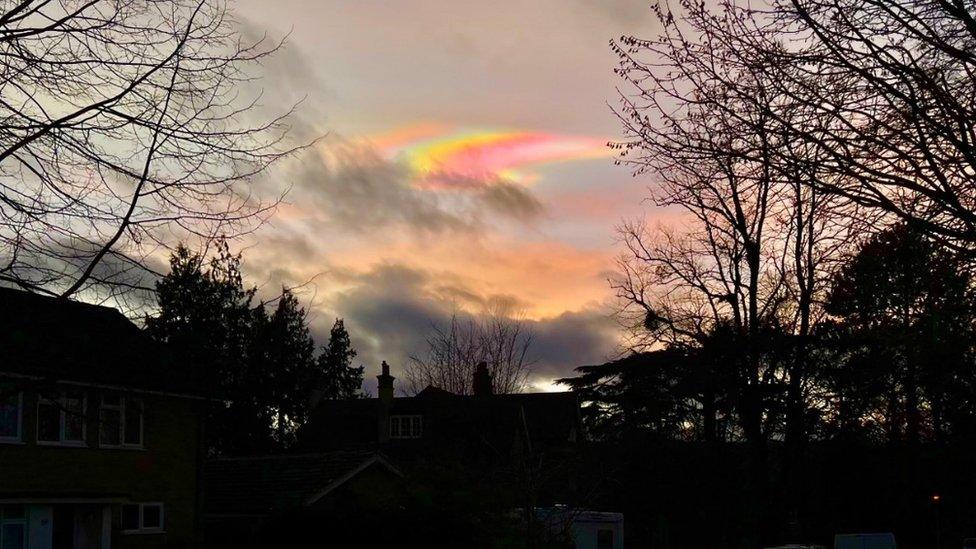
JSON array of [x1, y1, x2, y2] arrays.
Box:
[[291, 141, 467, 234], [310, 262, 618, 394], [477, 180, 544, 221], [283, 138, 545, 236], [525, 309, 620, 380]]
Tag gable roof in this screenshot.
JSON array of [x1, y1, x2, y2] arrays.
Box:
[[0, 287, 203, 397], [203, 450, 402, 517]]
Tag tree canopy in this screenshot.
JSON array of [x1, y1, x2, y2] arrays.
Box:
[[147, 241, 363, 454]]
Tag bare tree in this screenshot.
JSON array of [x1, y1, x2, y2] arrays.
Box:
[[612, 0, 796, 449], [0, 0, 304, 301], [610, 0, 868, 442], [610, 0, 871, 537], [406, 306, 533, 395], [762, 0, 976, 250]]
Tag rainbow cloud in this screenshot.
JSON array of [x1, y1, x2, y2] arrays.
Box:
[[370, 124, 612, 189]]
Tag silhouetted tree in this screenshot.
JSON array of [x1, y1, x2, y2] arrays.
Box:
[[406, 306, 533, 395], [597, 0, 976, 544], [766, 0, 976, 250], [147, 242, 326, 453], [315, 319, 366, 400], [0, 0, 304, 301], [146, 241, 268, 452], [825, 224, 976, 444], [609, 1, 867, 538], [251, 290, 317, 446]]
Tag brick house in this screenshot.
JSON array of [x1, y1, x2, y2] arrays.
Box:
[[0, 288, 207, 549]]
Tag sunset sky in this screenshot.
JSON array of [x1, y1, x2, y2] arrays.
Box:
[[232, 0, 663, 392]]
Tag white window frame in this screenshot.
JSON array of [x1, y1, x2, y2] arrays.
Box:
[[389, 415, 423, 439], [0, 391, 22, 443], [36, 392, 87, 446], [100, 395, 143, 449], [121, 502, 164, 534]]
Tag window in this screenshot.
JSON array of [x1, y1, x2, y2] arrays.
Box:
[[123, 399, 143, 446], [389, 415, 422, 439], [0, 388, 21, 442], [36, 391, 86, 445], [99, 396, 121, 446], [597, 529, 614, 549], [0, 506, 27, 549], [100, 395, 142, 448], [121, 503, 164, 533]]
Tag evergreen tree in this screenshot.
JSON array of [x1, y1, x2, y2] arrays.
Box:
[[147, 241, 323, 453], [316, 319, 365, 400], [146, 241, 269, 453], [251, 290, 318, 446], [825, 224, 976, 443]]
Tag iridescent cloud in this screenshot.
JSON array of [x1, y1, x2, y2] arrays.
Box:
[[371, 124, 613, 188]]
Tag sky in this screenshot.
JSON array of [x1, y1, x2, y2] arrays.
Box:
[[230, 0, 663, 393]]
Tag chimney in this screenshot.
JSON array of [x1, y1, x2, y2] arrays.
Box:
[[377, 361, 395, 406], [473, 361, 493, 396]]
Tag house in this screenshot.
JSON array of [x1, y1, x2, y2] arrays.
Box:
[[0, 288, 207, 549], [294, 362, 592, 541], [297, 362, 583, 460], [202, 451, 403, 547]]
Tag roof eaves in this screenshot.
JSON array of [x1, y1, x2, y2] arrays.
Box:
[[303, 454, 403, 506], [0, 370, 212, 401]]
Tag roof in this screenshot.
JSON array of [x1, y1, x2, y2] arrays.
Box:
[[299, 389, 581, 451], [204, 450, 401, 517], [0, 287, 203, 397], [422, 391, 581, 447]]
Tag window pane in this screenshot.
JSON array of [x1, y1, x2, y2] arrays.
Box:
[[102, 395, 121, 407], [389, 417, 400, 438], [64, 394, 85, 442], [1, 523, 26, 549], [100, 408, 121, 446], [121, 504, 140, 530], [0, 392, 19, 438], [142, 504, 162, 529], [124, 399, 142, 445], [37, 398, 60, 442], [597, 529, 613, 549], [412, 416, 422, 437]]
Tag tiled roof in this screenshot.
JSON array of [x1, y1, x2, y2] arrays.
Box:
[[0, 287, 203, 396], [204, 450, 399, 516]]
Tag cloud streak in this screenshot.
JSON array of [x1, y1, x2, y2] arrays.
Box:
[[278, 136, 549, 236]]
